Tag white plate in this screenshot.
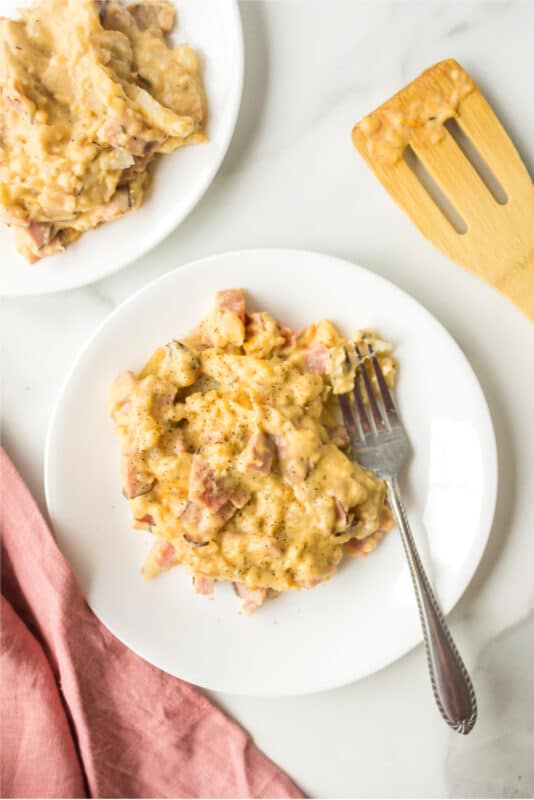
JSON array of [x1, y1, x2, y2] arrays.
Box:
[[45, 249, 497, 696], [0, 0, 243, 296]]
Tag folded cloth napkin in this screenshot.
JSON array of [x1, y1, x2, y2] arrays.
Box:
[[0, 450, 303, 800]]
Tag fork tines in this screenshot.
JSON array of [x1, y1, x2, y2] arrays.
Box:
[[339, 342, 399, 442]]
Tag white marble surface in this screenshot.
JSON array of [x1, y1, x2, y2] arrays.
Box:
[[2, 1, 534, 797]]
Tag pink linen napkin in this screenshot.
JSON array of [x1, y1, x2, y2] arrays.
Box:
[[0, 450, 303, 799]]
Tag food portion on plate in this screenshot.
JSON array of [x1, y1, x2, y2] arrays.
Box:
[[109, 289, 396, 614], [0, 0, 206, 263]]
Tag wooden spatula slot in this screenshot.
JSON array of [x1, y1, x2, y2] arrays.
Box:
[[352, 58, 534, 322], [444, 118, 508, 205], [403, 145, 467, 235]]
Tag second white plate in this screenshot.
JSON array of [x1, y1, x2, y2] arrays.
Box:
[[45, 249, 497, 695], [0, 0, 243, 296]]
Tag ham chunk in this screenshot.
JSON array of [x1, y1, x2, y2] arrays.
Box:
[[271, 435, 287, 460], [242, 431, 274, 475], [332, 497, 349, 534], [13, 225, 64, 263], [305, 344, 330, 374], [215, 501, 238, 526], [215, 289, 245, 322], [233, 583, 267, 615], [202, 289, 246, 347], [133, 512, 155, 530], [181, 498, 238, 543], [193, 576, 215, 595], [278, 324, 297, 350], [28, 221, 53, 249], [180, 502, 211, 544], [188, 456, 232, 512], [142, 540, 175, 578]]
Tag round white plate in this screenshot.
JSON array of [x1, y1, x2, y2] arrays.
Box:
[[45, 249, 497, 695], [0, 0, 243, 296]]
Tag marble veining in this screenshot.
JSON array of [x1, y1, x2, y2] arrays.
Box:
[[2, 1, 534, 796]]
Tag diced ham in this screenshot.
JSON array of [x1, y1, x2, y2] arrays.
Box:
[[194, 576, 215, 595], [13, 225, 65, 263], [121, 453, 155, 499], [155, 542, 175, 568], [141, 540, 175, 578], [332, 497, 349, 534], [28, 221, 53, 249], [180, 499, 237, 542], [270, 435, 287, 460], [278, 324, 297, 350], [123, 137, 146, 157], [246, 312, 266, 331], [305, 344, 330, 374], [180, 502, 210, 544], [215, 289, 245, 322], [133, 513, 155, 530], [233, 583, 267, 615], [242, 431, 274, 475], [97, 189, 131, 219], [188, 455, 231, 512], [215, 501, 238, 526], [109, 370, 136, 408]]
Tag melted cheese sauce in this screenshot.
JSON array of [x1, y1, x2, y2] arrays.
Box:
[[110, 291, 396, 601], [354, 60, 475, 165], [0, 0, 206, 261]]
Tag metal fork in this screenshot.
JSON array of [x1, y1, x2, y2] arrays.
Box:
[[339, 344, 477, 734]]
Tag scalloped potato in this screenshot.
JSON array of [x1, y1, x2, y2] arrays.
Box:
[[0, 0, 206, 262], [109, 290, 396, 613]]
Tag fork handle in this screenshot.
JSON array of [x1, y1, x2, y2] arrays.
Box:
[[387, 477, 477, 734]]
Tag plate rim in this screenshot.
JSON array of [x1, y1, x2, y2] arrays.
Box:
[[44, 247, 498, 695], [0, 0, 244, 297]]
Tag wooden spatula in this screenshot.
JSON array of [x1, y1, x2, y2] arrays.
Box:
[[352, 59, 534, 322]]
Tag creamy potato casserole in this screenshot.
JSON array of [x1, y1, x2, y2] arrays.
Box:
[[0, 0, 206, 262], [110, 290, 396, 614]]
